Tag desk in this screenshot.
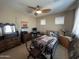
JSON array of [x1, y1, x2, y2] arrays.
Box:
[[32, 35, 58, 59]]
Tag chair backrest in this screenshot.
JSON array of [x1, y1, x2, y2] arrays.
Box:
[[25, 41, 42, 58], [69, 38, 79, 59], [25, 41, 32, 52]]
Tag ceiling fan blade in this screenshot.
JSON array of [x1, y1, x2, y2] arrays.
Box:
[[42, 9, 51, 13], [28, 6, 36, 10], [26, 10, 33, 13]]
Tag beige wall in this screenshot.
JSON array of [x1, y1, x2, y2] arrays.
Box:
[[64, 10, 75, 32], [36, 10, 75, 33], [0, 9, 75, 33], [36, 15, 64, 32], [0, 11, 36, 32]]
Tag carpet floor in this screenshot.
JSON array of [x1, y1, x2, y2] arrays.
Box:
[[0, 43, 68, 59]]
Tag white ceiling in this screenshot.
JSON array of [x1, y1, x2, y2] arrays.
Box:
[[0, 0, 76, 17]]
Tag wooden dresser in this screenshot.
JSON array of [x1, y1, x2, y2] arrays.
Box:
[[0, 37, 21, 53]]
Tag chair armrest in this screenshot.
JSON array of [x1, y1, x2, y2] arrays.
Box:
[[59, 35, 71, 49]]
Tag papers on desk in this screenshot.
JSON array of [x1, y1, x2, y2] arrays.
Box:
[[48, 37, 57, 48], [36, 35, 58, 47], [39, 35, 57, 42]]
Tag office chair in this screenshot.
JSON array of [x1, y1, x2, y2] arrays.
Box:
[[25, 41, 42, 59]]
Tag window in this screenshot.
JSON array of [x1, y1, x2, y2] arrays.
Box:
[[55, 16, 64, 24], [0, 28, 2, 36], [40, 19, 46, 25], [72, 7, 79, 38], [11, 26, 16, 32]]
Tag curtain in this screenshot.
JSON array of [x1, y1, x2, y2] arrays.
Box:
[[72, 7, 79, 38]]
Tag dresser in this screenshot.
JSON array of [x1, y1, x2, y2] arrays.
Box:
[[21, 32, 32, 43]]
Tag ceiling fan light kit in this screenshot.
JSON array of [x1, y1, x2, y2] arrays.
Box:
[[28, 5, 51, 16], [36, 10, 42, 14]]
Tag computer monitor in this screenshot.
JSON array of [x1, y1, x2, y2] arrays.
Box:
[[3, 24, 12, 34]]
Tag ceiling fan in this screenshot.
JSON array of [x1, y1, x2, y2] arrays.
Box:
[[27, 5, 51, 16]]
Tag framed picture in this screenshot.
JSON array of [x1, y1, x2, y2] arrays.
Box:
[[21, 21, 28, 28]]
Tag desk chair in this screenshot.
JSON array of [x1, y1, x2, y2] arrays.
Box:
[[25, 41, 42, 59]]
